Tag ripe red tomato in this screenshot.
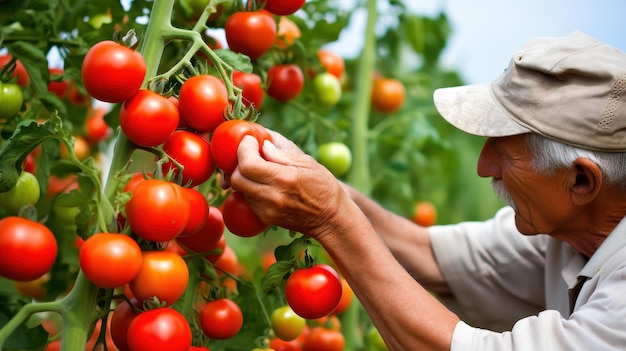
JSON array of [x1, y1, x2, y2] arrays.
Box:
[[271, 306, 306, 341], [199, 298, 243, 340], [161, 130, 215, 187], [210, 120, 271, 174], [127, 308, 192, 351], [47, 68, 69, 98], [263, 0, 305, 16], [176, 206, 224, 254], [317, 50, 345, 79], [79, 233, 142, 289], [120, 89, 179, 147], [270, 337, 303, 351], [85, 107, 112, 143], [180, 187, 209, 236], [0, 54, 30, 86], [81, 40, 146, 103], [221, 191, 268, 237], [303, 327, 345, 351], [285, 264, 342, 319], [371, 77, 405, 113], [178, 74, 229, 133], [129, 251, 189, 306], [125, 179, 191, 242], [0, 217, 57, 281], [225, 11, 276, 60], [205, 232, 226, 263], [110, 298, 141, 351], [266, 64, 304, 102], [232, 70, 264, 109]]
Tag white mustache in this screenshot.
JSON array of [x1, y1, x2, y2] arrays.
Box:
[[491, 179, 517, 210]]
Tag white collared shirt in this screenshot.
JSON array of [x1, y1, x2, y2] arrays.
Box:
[[429, 206, 626, 350]]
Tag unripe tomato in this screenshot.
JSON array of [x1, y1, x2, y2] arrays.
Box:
[[371, 77, 405, 113], [0, 171, 40, 214], [313, 73, 342, 107], [225, 11, 276, 60], [0, 81, 23, 119], [199, 298, 243, 340], [81, 40, 146, 103], [120, 90, 179, 147], [266, 64, 304, 102], [271, 306, 306, 341], [285, 264, 343, 319], [317, 142, 352, 177], [79, 233, 143, 289], [0, 217, 57, 281]]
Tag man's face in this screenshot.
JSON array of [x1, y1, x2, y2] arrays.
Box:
[[477, 135, 572, 235]]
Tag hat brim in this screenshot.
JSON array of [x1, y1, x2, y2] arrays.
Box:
[[433, 84, 531, 137]]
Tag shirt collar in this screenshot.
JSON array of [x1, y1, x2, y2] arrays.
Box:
[[579, 215, 626, 279]]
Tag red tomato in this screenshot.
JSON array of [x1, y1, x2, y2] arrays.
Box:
[[85, 107, 112, 143], [303, 327, 345, 351], [263, 0, 305, 16], [47, 68, 69, 98], [317, 50, 345, 79], [205, 232, 226, 263], [371, 77, 405, 113], [127, 308, 192, 351], [285, 264, 342, 319], [270, 337, 303, 351], [0, 217, 57, 281], [225, 11, 276, 60], [161, 130, 215, 187], [120, 89, 179, 147], [176, 206, 224, 254], [199, 298, 243, 340], [81, 40, 146, 103], [232, 70, 264, 109], [0, 54, 30, 86], [221, 191, 268, 237], [180, 187, 209, 236], [214, 244, 240, 276], [79, 233, 143, 289], [125, 179, 191, 242], [129, 251, 189, 306], [178, 75, 229, 133], [110, 298, 141, 351], [266, 64, 304, 102], [210, 120, 271, 174]]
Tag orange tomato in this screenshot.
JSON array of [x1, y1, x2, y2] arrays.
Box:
[[371, 77, 405, 113], [411, 201, 437, 227]]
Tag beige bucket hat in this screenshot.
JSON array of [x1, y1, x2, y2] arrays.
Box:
[[433, 31, 626, 152]]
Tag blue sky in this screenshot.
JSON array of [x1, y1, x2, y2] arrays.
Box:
[[327, 0, 626, 84]]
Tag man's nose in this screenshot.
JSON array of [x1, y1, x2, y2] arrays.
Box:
[[477, 138, 501, 179]]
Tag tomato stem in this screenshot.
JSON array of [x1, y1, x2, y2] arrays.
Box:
[[0, 301, 63, 349]]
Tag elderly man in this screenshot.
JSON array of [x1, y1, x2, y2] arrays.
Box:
[[228, 31, 626, 350]]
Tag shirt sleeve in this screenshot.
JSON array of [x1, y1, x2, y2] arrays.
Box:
[[429, 206, 548, 331]]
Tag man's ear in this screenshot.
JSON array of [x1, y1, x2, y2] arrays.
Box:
[[570, 158, 602, 206]]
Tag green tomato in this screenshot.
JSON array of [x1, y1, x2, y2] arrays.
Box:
[[270, 305, 306, 341], [367, 326, 389, 351], [318, 142, 352, 177], [0, 172, 40, 214], [313, 72, 342, 107], [0, 81, 23, 119]]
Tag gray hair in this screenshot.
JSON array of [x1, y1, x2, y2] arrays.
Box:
[[525, 133, 626, 190]]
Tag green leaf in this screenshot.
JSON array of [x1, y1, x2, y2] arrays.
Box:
[[0, 304, 49, 350], [7, 41, 49, 96], [261, 259, 295, 293], [214, 49, 252, 73]]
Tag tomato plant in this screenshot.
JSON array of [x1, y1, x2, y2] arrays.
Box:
[[266, 64, 304, 102], [0, 216, 57, 281], [0, 171, 40, 214], [317, 142, 352, 177], [79, 233, 143, 289], [178, 74, 229, 133], [225, 10, 276, 60], [271, 305, 306, 341], [127, 307, 192, 351], [198, 298, 243, 340], [129, 250, 189, 306], [161, 130, 215, 187], [210, 119, 271, 174], [0, 81, 23, 119], [119, 89, 180, 147], [285, 264, 342, 319], [81, 40, 146, 103], [221, 190, 268, 237], [125, 179, 191, 242]]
